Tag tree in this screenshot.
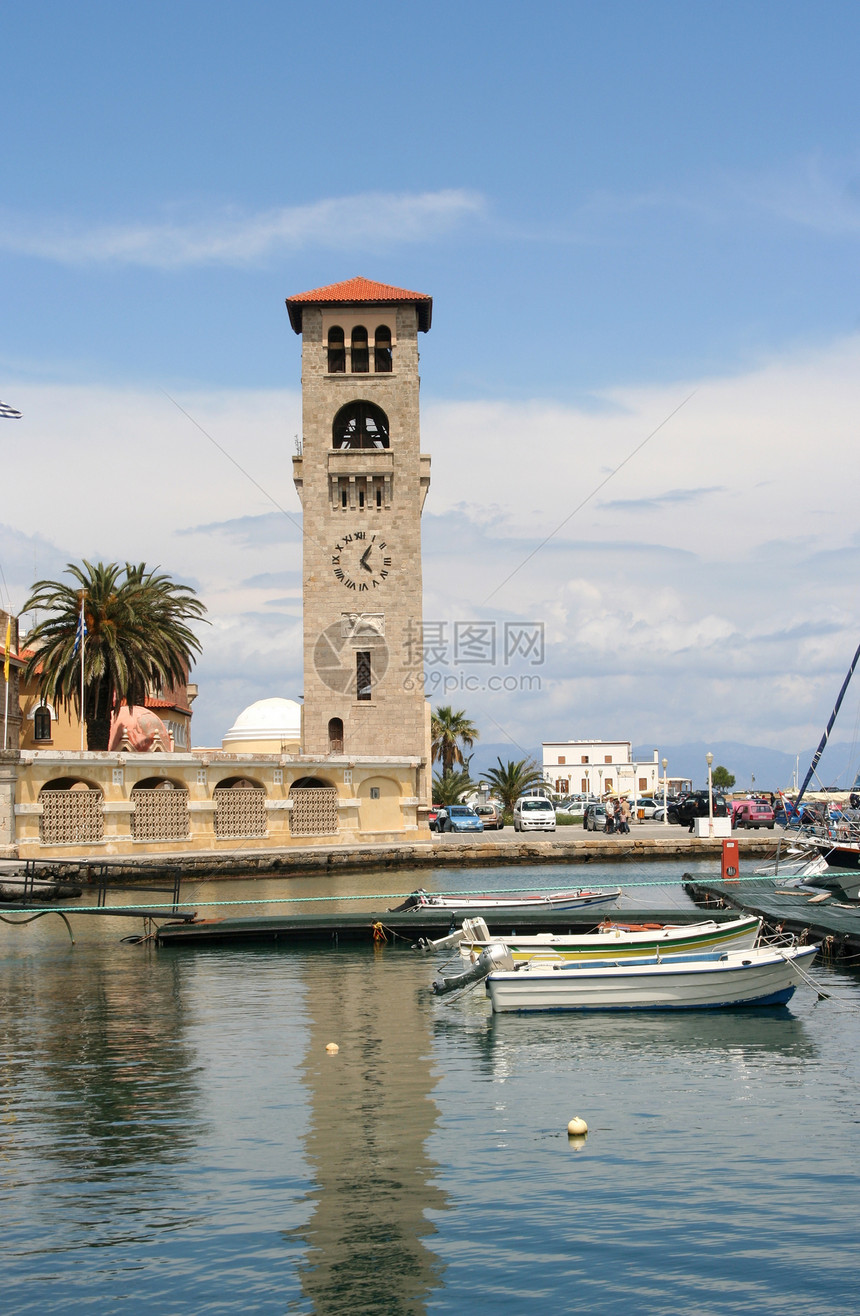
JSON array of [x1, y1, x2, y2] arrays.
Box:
[[22, 560, 207, 750], [432, 769, 473, 805], [482, 757, 546, 817], [431, 706, 479, 777], [712, 765, 736, 790]]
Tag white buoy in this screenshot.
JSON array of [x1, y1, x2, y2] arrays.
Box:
[[325, 1042, 339, 1054], [567, 1117, 588, 1136]]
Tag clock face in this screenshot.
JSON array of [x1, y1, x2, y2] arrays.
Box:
[[331, 530, 393, 592]]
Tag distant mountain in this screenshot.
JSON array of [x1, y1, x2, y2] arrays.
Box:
[[635, 741, 860, 793]]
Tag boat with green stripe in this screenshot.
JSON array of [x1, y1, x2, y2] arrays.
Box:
[[446, 914, 762, 963]]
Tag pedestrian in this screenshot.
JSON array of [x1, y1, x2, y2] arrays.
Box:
[[618, 797, 630, 834], [604, 796, 615, 834]]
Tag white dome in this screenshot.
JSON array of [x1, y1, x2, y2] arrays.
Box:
[[222, 697, 302, 745]]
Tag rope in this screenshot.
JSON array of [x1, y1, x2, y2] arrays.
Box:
[[0, 872, 778, 916]]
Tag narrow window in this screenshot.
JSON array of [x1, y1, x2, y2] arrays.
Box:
[[370, 786, 381, 799], [374, 325, 392, 373], [581, 755, 589, 764], [356, 650, 372, 701], [351, 326, 369, 373], [327, 326, 346, 373], [376, 484, 382, 508], [34, 706, 52, 741], [341, 486, 348, 508], [558, 755, 566, 765], [358, 486, 365, 509], [328, 717, 344, 753]]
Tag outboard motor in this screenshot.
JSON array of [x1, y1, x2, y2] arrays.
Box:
[[416, 916, 492, 953], [432, 942, 515, 997]]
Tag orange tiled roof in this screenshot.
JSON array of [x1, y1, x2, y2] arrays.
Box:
[[286, 276, 432, 333], [144, 696, 192, 713]]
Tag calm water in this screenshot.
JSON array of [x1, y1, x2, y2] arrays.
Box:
[[1, 861, 858, 1314]]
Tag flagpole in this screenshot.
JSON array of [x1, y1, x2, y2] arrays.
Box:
[[79, 598, 86, 752], [3, 614, 10, 752]]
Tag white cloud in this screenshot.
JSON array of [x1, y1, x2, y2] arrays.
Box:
[[3, 332, 860, 750], [0, 189, 485, 269]]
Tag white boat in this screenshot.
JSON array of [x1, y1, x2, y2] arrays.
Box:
[[431, 941, 818, 1009], [392, 886, 621, 914], [481, 944, 819, 1012], [447, 914, 762, 962]]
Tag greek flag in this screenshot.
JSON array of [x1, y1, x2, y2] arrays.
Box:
[[72, 607, 87, 658], [0, 400, 22, 419]]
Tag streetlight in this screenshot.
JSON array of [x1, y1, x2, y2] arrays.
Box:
[[662, 757, 668, 827], [706, 751, 714, 837]]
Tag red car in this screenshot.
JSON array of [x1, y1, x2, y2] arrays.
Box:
[[733, 801, 775, 830]]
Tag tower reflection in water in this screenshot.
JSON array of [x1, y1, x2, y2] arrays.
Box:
[[292, 948, 447, 1315]]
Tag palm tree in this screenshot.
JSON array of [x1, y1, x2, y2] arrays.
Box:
[[22, 560, 207, 750], [431, 706, 479, 777], [432, 769, 473, 806], [483, 757, 546, 817]]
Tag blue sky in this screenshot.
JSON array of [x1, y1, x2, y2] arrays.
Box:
[[3, 1, 860, 776]]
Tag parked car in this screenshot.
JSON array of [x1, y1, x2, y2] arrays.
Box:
[[439, 805, 484, 834], [513, 796, 557, 832], [474, 801, 504, 830], [628, 796, 659, 819], [584, 803, 607, 832], [561, 793, 596, 810], [673, 792, 729, 827], [428, 805, 442, 832], [733, 800, 775, 830]]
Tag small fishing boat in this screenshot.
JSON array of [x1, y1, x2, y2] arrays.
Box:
[[391, 886, 621, 914], [432, 942, 819, 1011], [428, 913, 763, 962]]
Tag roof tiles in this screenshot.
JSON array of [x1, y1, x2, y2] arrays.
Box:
[[286, 276, 432, 333]]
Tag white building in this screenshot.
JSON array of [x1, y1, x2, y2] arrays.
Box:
[[542, 740, 661, 799]]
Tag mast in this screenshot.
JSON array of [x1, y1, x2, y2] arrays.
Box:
[[795, 639, 860, 808]]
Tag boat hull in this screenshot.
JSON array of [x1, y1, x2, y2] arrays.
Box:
[[485, 945, 818, 1012], [458, 915, 761, 962], [394, 887, 621, 914]]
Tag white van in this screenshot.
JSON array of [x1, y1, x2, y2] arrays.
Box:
[[513, 796, 557, 832]]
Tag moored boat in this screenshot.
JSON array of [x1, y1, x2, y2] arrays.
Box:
[[391, 886, 621, 914], [451, 913, 762, 962], [482, 944, 819, 1012]]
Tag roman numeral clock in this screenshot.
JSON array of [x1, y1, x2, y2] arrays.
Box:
[[286, 277, 433, 772], [331, 531, 392, 592]]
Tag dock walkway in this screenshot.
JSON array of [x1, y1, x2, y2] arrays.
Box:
[[155, 905, 740, 949]]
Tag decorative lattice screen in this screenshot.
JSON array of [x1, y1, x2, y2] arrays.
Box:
[[214, 787, 268, 839], [39, 790, 104, 845], [131, 789, 190, 841], [289, 787, 339, 837]]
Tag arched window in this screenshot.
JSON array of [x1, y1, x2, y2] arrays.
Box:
[[327, 326, 346, 373], [328, 717, 344, 753], [374, 325, 392, 373], [332, 401, 390, 450], [34, 706, 52, 741], [351, 326, 369, 373]]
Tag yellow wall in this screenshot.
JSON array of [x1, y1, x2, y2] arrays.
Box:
[[10, 750, 429, 858]]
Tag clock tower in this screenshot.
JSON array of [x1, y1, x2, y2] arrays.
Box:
[[287, 277, 432, 788]]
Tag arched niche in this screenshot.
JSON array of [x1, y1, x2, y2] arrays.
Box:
[[332, 401, 390, 450]]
